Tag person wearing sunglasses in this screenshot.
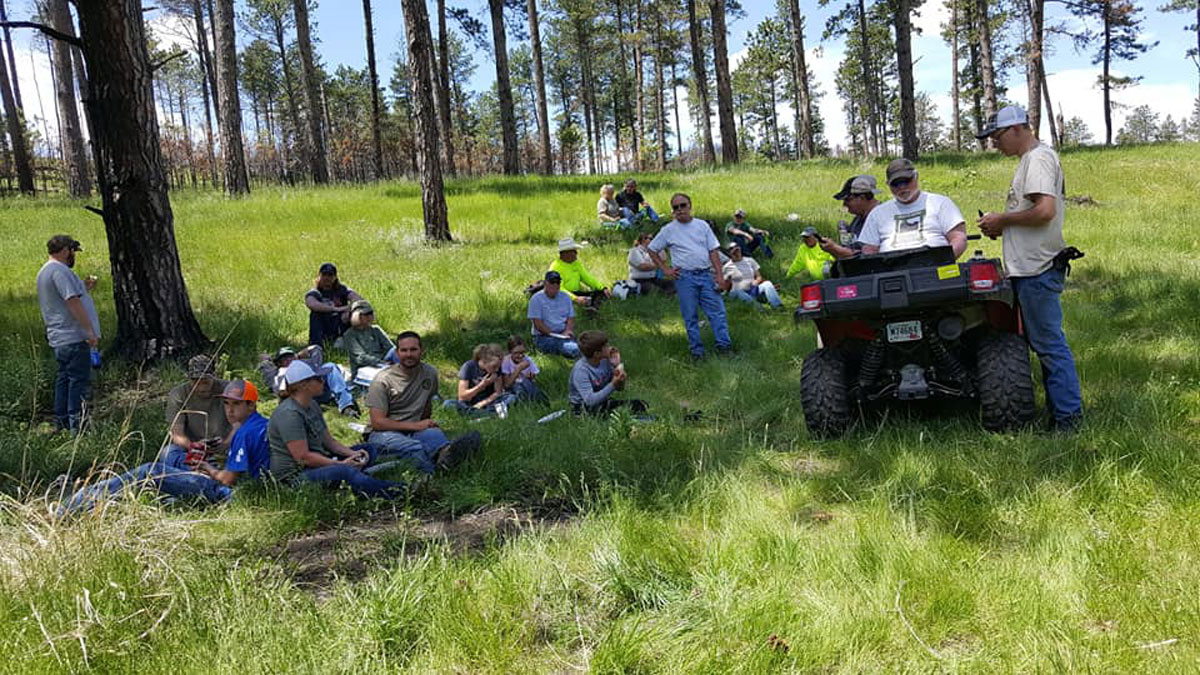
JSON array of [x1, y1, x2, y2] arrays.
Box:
[[855, 158, 968, 259]]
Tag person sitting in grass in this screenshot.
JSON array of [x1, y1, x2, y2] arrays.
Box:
[[527, 271, 581, 358], [569, 331, 647, 416], [786, 227, 835, 281], [725, 209, 774, 259], [342, 300, 394, 385], [615, 178, 660, 226], [597, 183, 631, 230], [444, 343, 517, 417], [160, 355, 233, 469], [502, 335, 547, 404], [723, 244, 783, 310], [257, 345, 359, 417], [305, 262, 362, 347], [60, 379, 268, 514], [550, 238, 610, 308], [366, 331, 482, 474], [268, 361, 405, 499], [628, 232, 675, 296]]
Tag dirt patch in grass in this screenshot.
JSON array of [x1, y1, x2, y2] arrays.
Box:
[[275, 505, 569, 595]]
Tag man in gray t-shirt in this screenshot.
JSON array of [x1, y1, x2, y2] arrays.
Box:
[[527, 271, 580, 358], [977, 106, 1082, 431], [36, 235, 100, 433]]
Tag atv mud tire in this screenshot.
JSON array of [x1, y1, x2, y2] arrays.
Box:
[[801, 348, 852, 439], [976, 332, 1037, 432]]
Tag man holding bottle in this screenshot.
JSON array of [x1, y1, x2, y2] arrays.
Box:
[[36, 235, 101, 434]]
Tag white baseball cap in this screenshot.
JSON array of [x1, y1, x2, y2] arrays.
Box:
[[976, 106, 1028, 139]]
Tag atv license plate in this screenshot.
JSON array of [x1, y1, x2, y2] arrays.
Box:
[[886, 320, 923, 343]]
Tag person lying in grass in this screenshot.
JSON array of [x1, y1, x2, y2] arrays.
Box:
[[444, 343, 518, 417], [569, 330, 647, 416], [59, 380, 269, 514], [502, 335, 548, 404], [257, 345, 359, 418]]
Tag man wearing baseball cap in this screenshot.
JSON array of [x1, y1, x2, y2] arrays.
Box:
[[36, 234, 100, 434], [550, 237, 610, 308], [161, 354, 232, 468], [725, 209, 774, 259], [527, 270, 581, 358], [304, 262, 362, 346], [823, 175, 881, 259], [977, 105, 1083, 432], [785, 227, 834, 281], [257, 344, 358, 417], [856, 158, 968, 258]]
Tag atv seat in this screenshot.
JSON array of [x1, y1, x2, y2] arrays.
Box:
[[830, 246, 957, 279]]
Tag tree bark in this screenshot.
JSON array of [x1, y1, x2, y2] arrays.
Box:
[[708, 0, 737, 164], [0, 19, 32, 194], [686, 0, 714, 163], [634, 0, 645, 168], [0, 0, 21, 111], [1025, 0, 1043, 138], [857, 0, 881, 155], [976, 0, 998, 135], [787, 0, 813, 158], [190, 0, 219, 188], [293, 0, 329, 183], [1040, 57, 1059, 147], [362, 0, 385, 179], [671, 60, 683, 158], [951, 0, 961, 151], [46, 0, 91, 196], [75, 0, 209, 359], [527, 0, 552, 174], [399, 0, 449, 240], [272, 17, 303, 176], [653, 7, 666, 170], [1102, 0, 1112, 145], [435, 0, 456, 176], [892, 0, 919, 160], [213, 0, 250, 195], [488, 0, 520, 175]]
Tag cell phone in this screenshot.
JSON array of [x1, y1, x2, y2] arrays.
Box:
[[978, 209, 985, 218]]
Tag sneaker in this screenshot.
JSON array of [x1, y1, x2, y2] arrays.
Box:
[[715, 347, 736, 358], [436, 431, 482, 471]]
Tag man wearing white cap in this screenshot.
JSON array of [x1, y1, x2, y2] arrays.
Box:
[[550, 237, 610, 308], [856, 158, 968, 258], [977, 105, 1083, 432]]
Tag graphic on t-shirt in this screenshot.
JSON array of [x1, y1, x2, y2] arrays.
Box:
[[891, 209, 927, 248]]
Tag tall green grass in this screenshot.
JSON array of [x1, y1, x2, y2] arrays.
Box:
[[0, 145, 1198, 671]]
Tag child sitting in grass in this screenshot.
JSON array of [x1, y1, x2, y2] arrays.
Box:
[[502, 335, 548, 404], [444, 343, 517, 417], [569, 331, 647, 416]]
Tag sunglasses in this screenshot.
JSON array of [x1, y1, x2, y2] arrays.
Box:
[[889, 177, 913, 188], [671, 202, 690, 211]]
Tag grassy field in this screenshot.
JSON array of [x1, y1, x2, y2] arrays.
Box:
[[0, 145, 1198, 672]]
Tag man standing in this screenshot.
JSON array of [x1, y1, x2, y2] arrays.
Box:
[[821, 175, 881, 259], [550, 238, 610, 308], [614, 178, 660, 225], [978, 106, 1083, 432], [36, 235, 100, 433], [649, 193, 733, 360], [527, 271, 581, 358], [366, 331, 481, 474], [857, 159, 968, 258]]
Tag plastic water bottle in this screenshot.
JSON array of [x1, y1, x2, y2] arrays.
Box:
[[838, 220, 853, 246], [90, 348, 101, 369], [496, 401, 509, 420]]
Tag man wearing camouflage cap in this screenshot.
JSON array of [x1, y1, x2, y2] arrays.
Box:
[[161, 354, 232, 468]]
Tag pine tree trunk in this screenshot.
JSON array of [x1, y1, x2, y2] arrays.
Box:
[[857, 0, 881, 155], [1025, 0, 1043, 138], [204, 0, 220, 120], [671, 60, 683, 158], [1041, 59, 1059, 147], [75, 0, 209, 360], [708, 0, 737, 164], [293, 0, 329, 183], [272, 18, 304, 176], [0, 23, 32, 194], [893, 0, 919, 160], [0, 0, 21, 111], [1102, 2, 1112, 145], [488, 0, 520, 175], [976, 0, 998, 132], [787, 0, 813, 158], [436, 0, 456, 176], [686, 0, 715, 164], [951, 0, 961, 151], [46, 0, 91, 196], [654, 9, 667, 170], [362, 0, 385, 179], [527, 0, 552, 175], [634, 0, 645, 169], [191, 0, 219, 187], [213, 0, 250, 195], [399, 0, 449, 240]]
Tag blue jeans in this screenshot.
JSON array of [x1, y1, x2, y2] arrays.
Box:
[[731, 232, 774, 258], [53, 341, 92, 432], [298, 464, 405, 499], [368, 427, 450, 474], [533, 334, 581, 359], [443, 391, 518, 417], [61, 462, 232, 514], [1012, 266, 1083, 423], [621, 206, 659, 225], [728, 281, 782, 309], [315, 367, 355, 411], [511, 379, 547, 403], [677, 269, 732, 357]]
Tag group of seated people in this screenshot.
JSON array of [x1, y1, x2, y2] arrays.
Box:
[[597, 179, 660, 230]]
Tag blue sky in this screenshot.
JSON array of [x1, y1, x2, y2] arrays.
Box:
[[5, 0, 1197, 151]]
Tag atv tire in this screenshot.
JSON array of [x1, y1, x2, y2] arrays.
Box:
[[801, 348, 852, 439], [976, 332, 1037, 432]]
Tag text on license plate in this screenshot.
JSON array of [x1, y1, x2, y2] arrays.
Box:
[[886, 320, 923, 343]]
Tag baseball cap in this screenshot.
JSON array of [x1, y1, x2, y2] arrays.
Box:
[[318, 262, 337, 276], [886, 158, 917, 183], [351, 299, 374, 314], [833, 175, 881, 200], [733, 209, 746, 218], [976, 105, 1028, 139], [187, 354, 217, 379], [47, 235, 82, 254], [801, 227, 819, 238], [272, 346, 298, 365], [557, 237, 580, 252], [281, 360, 330, 387], [219, 379, 259, 402], [544, 270, 562, 283]]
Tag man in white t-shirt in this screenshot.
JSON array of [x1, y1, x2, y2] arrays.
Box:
[[856, 158, 968, 258], [977, 105, 1082, 432]]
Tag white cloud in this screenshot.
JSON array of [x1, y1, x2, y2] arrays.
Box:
[[913, 1, 950, 37]]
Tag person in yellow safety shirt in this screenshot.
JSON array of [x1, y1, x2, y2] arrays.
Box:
[[785, 227, 835, 280]]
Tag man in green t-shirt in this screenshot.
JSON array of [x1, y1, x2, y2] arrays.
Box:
[[161, 355, 232, 469]]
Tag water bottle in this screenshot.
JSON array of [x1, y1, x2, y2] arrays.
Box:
[[838, 219, 853, 246], [90, 348, 101, 369], [496, 401, 509, 420]]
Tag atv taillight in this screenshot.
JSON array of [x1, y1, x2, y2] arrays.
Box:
[[969, 263, 999, 291], [801, 284, 822, 310]]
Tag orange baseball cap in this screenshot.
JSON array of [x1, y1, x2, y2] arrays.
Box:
[[219, 379, 259, 402]]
